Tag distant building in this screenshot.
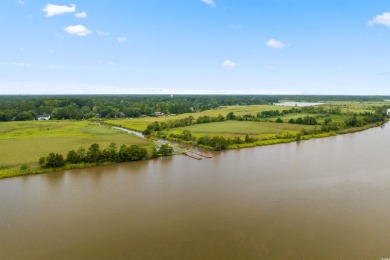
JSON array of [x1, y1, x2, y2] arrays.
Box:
[[95, 113, 102, 118], [37, 114, 51, 120], [117, 112, 125, 118], [153, 112, 164, 117]]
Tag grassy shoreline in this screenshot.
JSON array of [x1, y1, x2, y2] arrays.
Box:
[[0, 121, 386, 179], [163, 121, 387, 150], [1, 102, 389, 179], [0, 120, 152, 179]]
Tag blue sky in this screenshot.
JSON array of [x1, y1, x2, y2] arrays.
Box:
[[0, 0, 389, 95]]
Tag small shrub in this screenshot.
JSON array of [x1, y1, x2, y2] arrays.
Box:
[[20, 164, 29, 171]]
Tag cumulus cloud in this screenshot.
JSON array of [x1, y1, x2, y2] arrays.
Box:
[[266, 39, 288, 49], [117, 37, 127, 43], [367, 12, 390, 27], [42, 3, 76, 17], [97, 30, 110, 36], [221, 59, 237, 68], [201, 0, 215, 7], [75, 12, 87, 19], [64, 24, 92, 36]]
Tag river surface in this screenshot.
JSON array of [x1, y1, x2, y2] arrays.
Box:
[[1, 124, 390, 259], [113, 126, 145, 138]]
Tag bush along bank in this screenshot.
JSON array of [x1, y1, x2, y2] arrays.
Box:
[[34, 142, 174, 174]]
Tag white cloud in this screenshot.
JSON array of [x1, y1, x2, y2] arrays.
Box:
[[42, 4, 76, 17], [201, 0, 215, 7], [64, 25, 92, 36], [367, 12, 390, 27], [117, 37, 127, 43], [97, 30, 110, 36], [222, 59, 237, 68], [266, 39, 288, 49], [16, 0, 24, 5], [75, 12, 87, 19]]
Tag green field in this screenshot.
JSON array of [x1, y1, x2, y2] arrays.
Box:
[[0, 120, 150, 178], [169, 121, 315, 139], [105, 105, 286, 131], [106, 101, 388, 133]]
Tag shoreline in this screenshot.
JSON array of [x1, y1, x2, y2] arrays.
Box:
[[1, 119, 388, 179]]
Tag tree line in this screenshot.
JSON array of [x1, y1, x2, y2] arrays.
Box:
[[142, 115, 225, 135], [0, 95, 279, 121], [168, 130, 258, 151], [4, 95, 390, 122], [39, 142, 174, 169]]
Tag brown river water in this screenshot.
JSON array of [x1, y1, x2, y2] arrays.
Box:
[[1, 124, 390, 259]]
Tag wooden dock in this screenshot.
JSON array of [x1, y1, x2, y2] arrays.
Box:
[[197, 152, 213, 158], [183, 152, 202, 160]]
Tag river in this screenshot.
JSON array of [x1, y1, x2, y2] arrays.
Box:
[[1, 124, 390, 259]]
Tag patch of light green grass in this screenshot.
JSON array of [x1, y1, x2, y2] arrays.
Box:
[[168, 121, 314, 139], [0, 120, 150, 168]]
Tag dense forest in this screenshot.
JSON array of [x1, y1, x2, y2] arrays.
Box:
[[1, 95, 390, 121]]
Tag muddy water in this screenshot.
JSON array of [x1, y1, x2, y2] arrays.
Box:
[[1, 124, 390, 259]]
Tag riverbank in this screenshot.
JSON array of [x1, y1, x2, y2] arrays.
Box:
[[0, 121, 387, 179], [0, 161, 118, 179], [1, 102, 389, 179], [225, 121, 388, 149], [108, 119, 388, 151]]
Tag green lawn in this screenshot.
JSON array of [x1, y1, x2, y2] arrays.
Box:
[[170, 121, 315, 139], [0, 120, 150, 170]]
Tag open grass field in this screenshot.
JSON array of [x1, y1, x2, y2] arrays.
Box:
[[0, 120, 150, 177], [169, 121, 315, 139], [105, 104, 288, 131], [106, 102, 388, 133], [327, 101, 388, 113]]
